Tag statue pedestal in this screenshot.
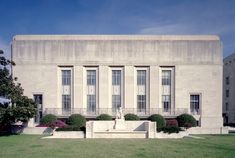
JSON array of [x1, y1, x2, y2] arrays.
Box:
[[114, 118, 126, 130]]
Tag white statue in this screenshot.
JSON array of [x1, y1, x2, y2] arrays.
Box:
[[114, 106, 126, 130], [116, 106, 124, 120]]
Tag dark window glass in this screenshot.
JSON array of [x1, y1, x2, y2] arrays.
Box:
[[226, 76, 230, 85], [162, 95, 171, 112], [33, 94, 43, 123], [190, 95, 200, 113], [137, 95, 146, 112], [137, 70, 146, 85], [112, 70, 121, 85], [225, 102, 229, 111], [87, 70, 96, 85], [226, 90, 229, 97], [62, 95, 71, 111], [112, 95, 121, 111], [62, 70, 71, 85], [162, 70, 171, 85], [87, 95, 96, 113]]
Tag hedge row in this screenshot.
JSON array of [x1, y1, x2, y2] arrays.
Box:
[[40, 113, 197, 133], [147, 113, 197, 133]]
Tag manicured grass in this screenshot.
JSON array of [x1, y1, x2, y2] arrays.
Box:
[[0, 134, 235, 158]]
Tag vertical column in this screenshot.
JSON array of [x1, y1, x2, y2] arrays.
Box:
[[74, 66, 84, 110], [124, 66, 135, 110], [99, 66, 111, 114], [149, 66, 159, 114]]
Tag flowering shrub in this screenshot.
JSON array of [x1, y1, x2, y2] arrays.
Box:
[[35, 124, 49, 127], [166, 119, 178, 127], [49, 120, 68, 129], [55, 126, 83, 131], [36, 120, 68, 129]]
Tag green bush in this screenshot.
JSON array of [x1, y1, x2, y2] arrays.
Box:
[[67, 114, 86, 128], [148, 114, 166, 131], [176, 113, 197, 128], [124, 113, 140, 120], [96, 114, 112, 120], [161, 126, 183, 134], [40, 114, 57, 125]]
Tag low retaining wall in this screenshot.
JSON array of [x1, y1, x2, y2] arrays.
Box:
[[187, 127, 229, 134], [23, 127, 53, 135], [155, 131, 189, 139], [51, 131, 85, 138], [94, 131, 147, 138]]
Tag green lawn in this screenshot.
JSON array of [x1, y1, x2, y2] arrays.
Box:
[[0, 134, 235, 158]]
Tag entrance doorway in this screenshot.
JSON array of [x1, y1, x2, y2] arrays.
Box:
[[33, 94, 43, 123]]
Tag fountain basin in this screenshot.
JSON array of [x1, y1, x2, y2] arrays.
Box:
[[86, 120, 156, 138]]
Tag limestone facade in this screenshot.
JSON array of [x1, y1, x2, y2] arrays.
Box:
[[12, 35, 223, 129]]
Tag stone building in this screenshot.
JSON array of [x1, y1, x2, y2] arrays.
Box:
[[223, 52, 235, 124], [12, 35, 223, 132]]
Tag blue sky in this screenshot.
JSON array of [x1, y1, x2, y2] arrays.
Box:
[[0, 0, 235, 58]]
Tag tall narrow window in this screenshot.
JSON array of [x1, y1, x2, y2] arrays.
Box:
[[62, 70, 71, 85], [162, 70, 171, 85], [62, 95, 71, 111], [112, 69, 122, 111], [137, 70, 146, 85], [190, 94, 200, 114], [225, 102, 229, 111], [61, 69, 72, 112], [137, 95, 146, 112], [87, 70, 96, 85], [112, 95, 121, 110], [226, 90, 229, 97], [137, 69, 147, 113], [87, 69, 97, 113], [162, 95, 170, 112], [226, 76, 230, 85], [161, 69, 172, 112], [87, 95, 96, 112], [33, 94, 43, 123]]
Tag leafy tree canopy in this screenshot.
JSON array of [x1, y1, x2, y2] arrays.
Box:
[[0, 50, 36, 125]]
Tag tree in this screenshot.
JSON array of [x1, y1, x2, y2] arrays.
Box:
[[0, 50, 36, 126]]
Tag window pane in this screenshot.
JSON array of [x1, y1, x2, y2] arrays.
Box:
[[87, 70, 96, 85], [112, 70, 121, 85], [162, 70, 171, 85], [112, 95, 121, 110], [226, 90, 229, 97], [137, 70, 146, 85], [62, 95, 71, 110], [162, 95, 170, 112], [226, 77, 229, 85], [190, 94, 200, 112], [62, 70, 71, 85], [87, 95, 96, 112], [137, 95, 146, 112]]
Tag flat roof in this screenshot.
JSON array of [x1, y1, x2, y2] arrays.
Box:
[[13, 35, 220, 41]]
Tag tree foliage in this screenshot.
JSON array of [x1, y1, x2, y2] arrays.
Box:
[[0, 50, 36, 126]]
